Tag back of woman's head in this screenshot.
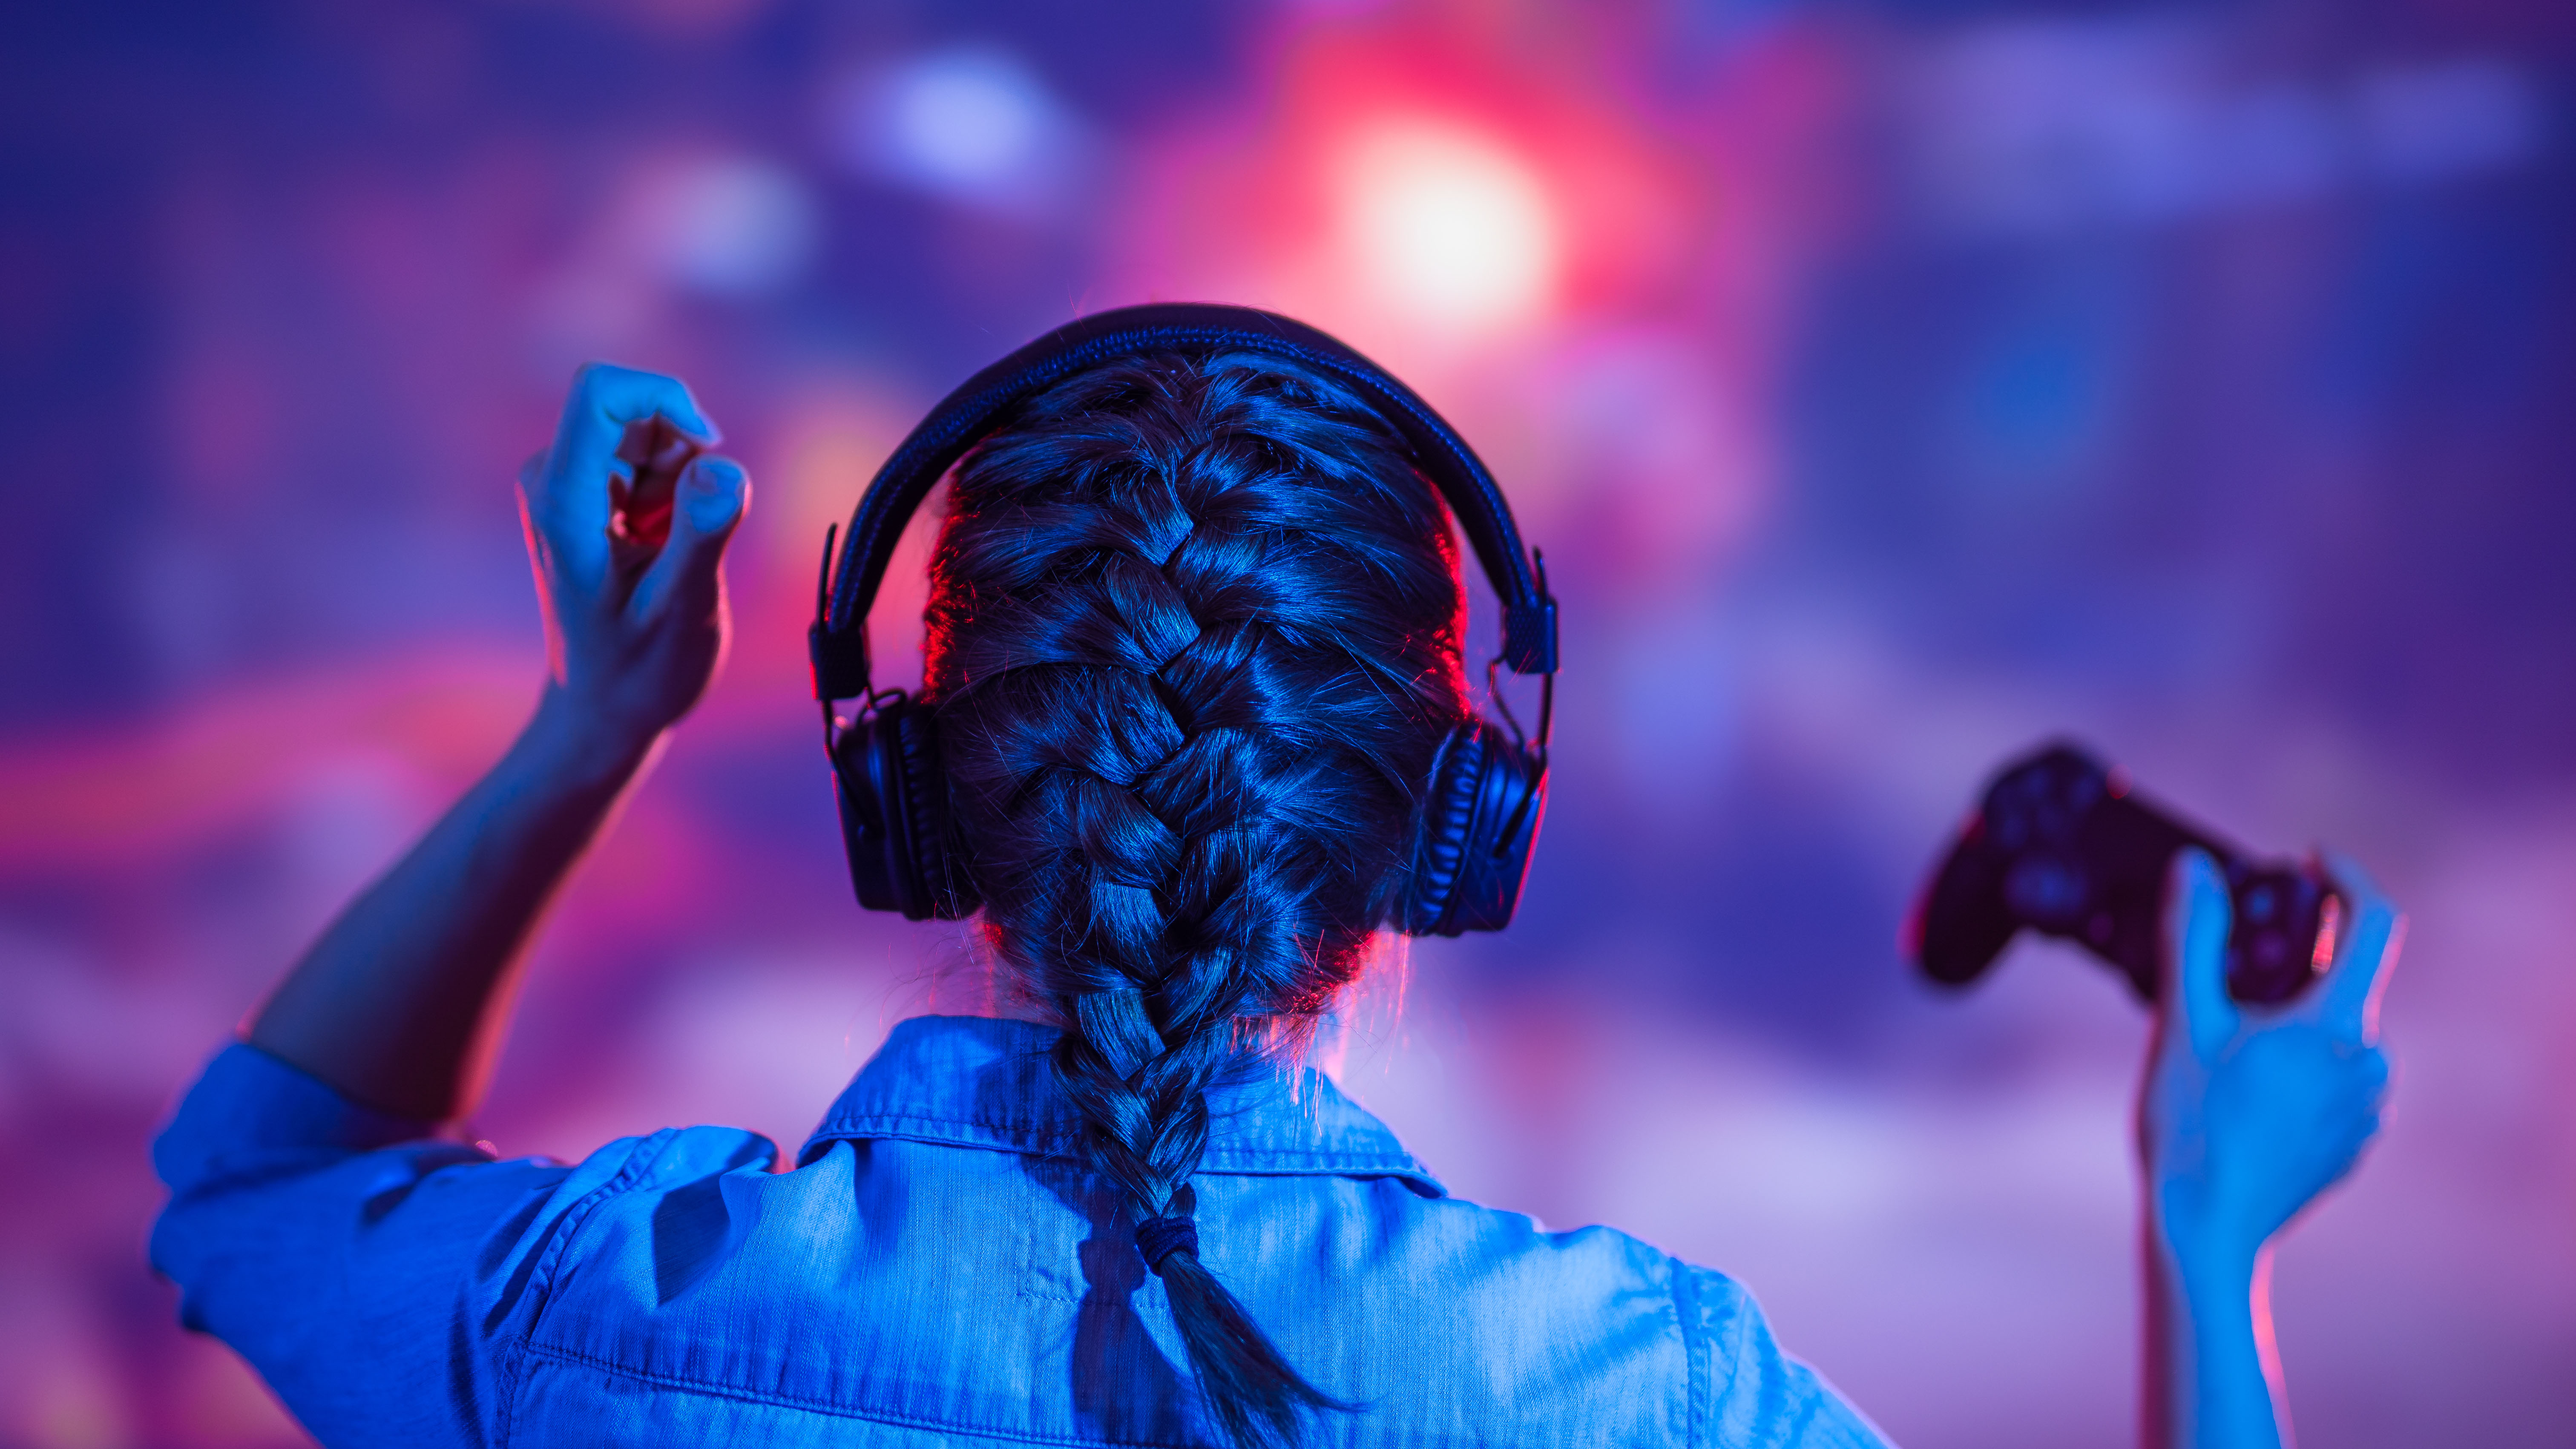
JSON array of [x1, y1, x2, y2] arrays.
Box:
[[921, 351, 1469, 1448]]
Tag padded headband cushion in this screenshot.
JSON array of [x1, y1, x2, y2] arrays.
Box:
[[809, 303, 1557, 700]]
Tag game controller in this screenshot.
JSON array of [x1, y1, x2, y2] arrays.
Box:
[[1909, 742, 2338, 1005]]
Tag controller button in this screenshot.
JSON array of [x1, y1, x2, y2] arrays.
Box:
[[2004, 855, 2090, 923]]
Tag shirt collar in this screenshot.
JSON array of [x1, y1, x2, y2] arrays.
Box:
[[799, 1015, 1443, 1197]]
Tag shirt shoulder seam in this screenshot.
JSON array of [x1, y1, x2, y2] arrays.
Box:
[[1675, 1261, 1708, 1449], [498, 1131, 680, 1447]]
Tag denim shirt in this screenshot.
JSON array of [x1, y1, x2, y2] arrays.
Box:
[[152, 1015, 1891, 1448]]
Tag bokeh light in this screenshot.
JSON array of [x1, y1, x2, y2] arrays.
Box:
[[642, 157, 818, 298], [830, 46, 1093, 219], [1333, 119, 1559, 329]]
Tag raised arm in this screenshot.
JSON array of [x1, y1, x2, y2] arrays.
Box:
[[246, 364, 750, 1121], [2138, 847, 2402, 1448]]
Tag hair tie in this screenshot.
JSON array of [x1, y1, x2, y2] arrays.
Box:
[[1135, 1212, 1199, 1276]]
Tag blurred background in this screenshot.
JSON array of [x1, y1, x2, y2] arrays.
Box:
[[3, 0, 2571, 1443]]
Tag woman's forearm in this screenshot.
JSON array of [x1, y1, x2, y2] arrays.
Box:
[[245, 690, 658, 1121], [2142, 1200, 2288, 1449]]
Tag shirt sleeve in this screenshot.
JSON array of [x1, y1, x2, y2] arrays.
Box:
[[148, 1042, 773, 1448], [1679, 1262, 1898, 1449]]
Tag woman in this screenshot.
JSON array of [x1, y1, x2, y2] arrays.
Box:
[[152, 331, 2398, 1448]]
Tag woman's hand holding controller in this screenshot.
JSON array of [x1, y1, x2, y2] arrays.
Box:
[[2137, 846, 2402, 1448]]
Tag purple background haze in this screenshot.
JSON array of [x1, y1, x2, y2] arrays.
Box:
[[3, 0, 2572, 1445]]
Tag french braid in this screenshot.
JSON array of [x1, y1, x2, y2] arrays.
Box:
[[922, 351, 1468, 1448]]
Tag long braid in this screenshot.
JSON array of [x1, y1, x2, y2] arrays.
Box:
[[923, 353, 1467, 1448]]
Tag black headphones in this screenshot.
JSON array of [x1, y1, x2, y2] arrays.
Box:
[[808, 303, 1558, 937]]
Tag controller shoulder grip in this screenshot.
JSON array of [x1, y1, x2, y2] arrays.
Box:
[[1909, 819, 2021, 988]]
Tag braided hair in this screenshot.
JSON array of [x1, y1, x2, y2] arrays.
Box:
[[921, 351, 1469, 1448]]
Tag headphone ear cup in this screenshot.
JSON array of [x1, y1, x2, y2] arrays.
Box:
[[829, 708, 905, 916], [1402, 719, 1547, 936], [830, 696, 980, 921]]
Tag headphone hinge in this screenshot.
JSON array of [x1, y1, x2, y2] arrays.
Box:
[[1500, 550, 1557, 675], [811, 521, 877, 703], [809, 621, 876, 704]]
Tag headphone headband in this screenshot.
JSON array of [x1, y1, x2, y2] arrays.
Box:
[[808, 303, 1558, 702]]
